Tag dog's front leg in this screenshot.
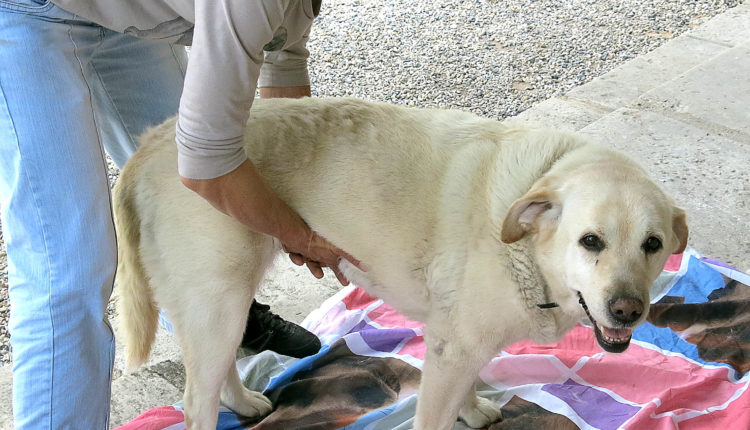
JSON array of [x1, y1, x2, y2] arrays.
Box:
[[413, 333, 500, 430], [458, 385, 504, 428]]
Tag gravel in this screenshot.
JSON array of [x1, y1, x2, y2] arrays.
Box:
[[0, 0, 743, 366]]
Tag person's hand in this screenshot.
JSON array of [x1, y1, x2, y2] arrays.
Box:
[[281, 229, 364, 286], [181, 160, 365, 286]]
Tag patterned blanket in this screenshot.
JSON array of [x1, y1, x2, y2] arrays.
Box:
[[117, 249, 750, 429]]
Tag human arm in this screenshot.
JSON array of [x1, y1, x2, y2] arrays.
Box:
[[178, 1, 361, 284], [259, 86, 311, 98], [180, 159, 360, 285]]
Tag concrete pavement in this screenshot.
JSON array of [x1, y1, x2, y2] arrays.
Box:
[[0, 3, 748, 427], [516, 3, 750, 270]]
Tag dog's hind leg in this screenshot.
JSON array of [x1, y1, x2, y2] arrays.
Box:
[[220, 359, 273, 417], [170, 239, 276, 429], [176, 284, 273, 429]]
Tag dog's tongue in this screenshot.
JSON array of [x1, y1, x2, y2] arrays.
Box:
[[601, 326, 633, 340]]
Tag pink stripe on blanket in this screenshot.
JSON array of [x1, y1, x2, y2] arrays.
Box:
[[504, 325, 604, 368], [366, 304, 424, 330], [480, 353, 568, 386], [397, 335, 426, 360], [678, 383, 750, 429], [113, 406, 184, 430], [664, 253, 684, 272], [578, 343, 740, 407], [624, 382, 750, 430], [342, 288, 381, 310]]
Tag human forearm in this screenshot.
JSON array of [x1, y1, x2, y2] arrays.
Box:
[[176, 2, 364, 283], [259, 85, 311, 99], [180, 159, 363, 282], [180, 159, 309, 247]]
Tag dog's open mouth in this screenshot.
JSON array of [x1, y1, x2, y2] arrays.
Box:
[[577, 292, 633, 353]]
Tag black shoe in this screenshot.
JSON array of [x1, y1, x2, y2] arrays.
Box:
[[241, 300, 321, 358]]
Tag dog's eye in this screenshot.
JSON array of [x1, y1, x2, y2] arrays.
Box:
[[579, 234, 605, 252], [642, 236, 662, 254]]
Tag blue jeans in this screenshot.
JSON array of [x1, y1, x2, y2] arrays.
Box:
[[0, 1, 187, 428]]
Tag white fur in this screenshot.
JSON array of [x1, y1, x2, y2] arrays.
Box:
[[113, 97, 688, 430]]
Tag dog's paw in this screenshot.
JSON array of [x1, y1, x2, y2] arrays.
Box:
[[458, 396, 503, 428], [225, 389, 273, 419]]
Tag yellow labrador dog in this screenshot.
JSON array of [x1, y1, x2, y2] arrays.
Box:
[[114, 97, 688, 430]]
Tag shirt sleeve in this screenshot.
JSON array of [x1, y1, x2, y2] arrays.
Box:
[[259, 26, 311, 88], [176, 0, 312, 180]]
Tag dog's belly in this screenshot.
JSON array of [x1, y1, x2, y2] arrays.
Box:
[[339, 259, 432, 322]]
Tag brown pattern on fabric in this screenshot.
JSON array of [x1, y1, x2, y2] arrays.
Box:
[[242, 342, 580, 429], [247, 339, 421, 429], [487, 396, 578, 430], [237, 274, 750, 429], [648, 276, 750, 375]]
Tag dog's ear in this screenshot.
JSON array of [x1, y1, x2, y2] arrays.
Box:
[[671, 206, 688, 254], [501, 184, 559, 244]]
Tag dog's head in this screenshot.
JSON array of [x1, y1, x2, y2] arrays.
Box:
[[500, 147, 688, 353]]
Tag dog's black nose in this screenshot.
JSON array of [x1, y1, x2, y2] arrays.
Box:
[[608, 297, 644, 324]]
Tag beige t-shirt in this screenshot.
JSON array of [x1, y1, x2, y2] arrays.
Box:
[[52, 0, 318, 179]]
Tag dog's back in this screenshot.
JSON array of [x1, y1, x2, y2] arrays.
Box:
[[117, 98, 590, 325], [237, 98, 587, 318]]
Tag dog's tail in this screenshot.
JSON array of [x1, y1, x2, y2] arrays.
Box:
[[112, 159, 159, 372]]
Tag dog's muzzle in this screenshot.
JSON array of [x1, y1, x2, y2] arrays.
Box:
[[577, 292, 634, 353]]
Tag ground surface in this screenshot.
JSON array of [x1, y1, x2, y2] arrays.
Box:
[[0, 1, 747, 427]]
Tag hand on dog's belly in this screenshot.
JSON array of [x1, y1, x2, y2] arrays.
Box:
[[180, 159, 364, 285], [283, 229, 366, 286]]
